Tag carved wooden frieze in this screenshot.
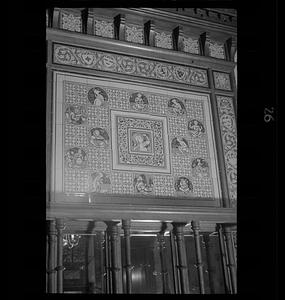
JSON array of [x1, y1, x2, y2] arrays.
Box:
[[213, 71, 232, 91], [53, 44, 209, 87], [216, 96, 237, 207]]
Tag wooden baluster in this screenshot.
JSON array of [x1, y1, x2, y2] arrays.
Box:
[[169, 230, 180, 294], [204, 233, 217, 293], [157, 223, 170, 293], [191, 221, 206, 294], [105, 221, 123, 293], [55, 219, 65, 293], [103, 230, 111, 293], [223, 225, 237, 293], [172, 222, 190, 294], [47, 220, 57, 293], [122, 220, 132, 294], [218, 224, 232, 293]]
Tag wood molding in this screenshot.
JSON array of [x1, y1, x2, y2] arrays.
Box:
[[46, 202, 236, 223]]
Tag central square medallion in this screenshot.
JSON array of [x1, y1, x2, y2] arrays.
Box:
[[111, 110, 171, 173]]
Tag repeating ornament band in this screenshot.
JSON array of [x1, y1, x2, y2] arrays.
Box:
[[217, 96, 237, 207], [53, 43, 209, 87]]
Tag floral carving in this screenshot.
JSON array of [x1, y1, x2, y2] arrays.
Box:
[[53, 44, 209, 87], [217, 96, 237, 207]]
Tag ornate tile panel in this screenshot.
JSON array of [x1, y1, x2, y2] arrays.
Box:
[[60, 12, 82, 32], [217, 96, 237, 207], [125, 25, 144, 44], [213, 71, 232, 91], [94, 20, 114, 38], [53, 44, 209, 87], [51, 73, 222, 201], [209, 40, 225, 59], [155, 31, 173, 49], [183, 37, 200, 54]]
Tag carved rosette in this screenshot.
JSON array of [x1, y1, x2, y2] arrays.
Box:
[[125, 25, 144, 44], [209, 40, 225, 59], [155, 31, 173, 49], [217, 96, 237, 207], [183, 37, 200, 54], [61, 12, 82, 32], [94, 20, 114, 38], [53, 44, 209, 87]]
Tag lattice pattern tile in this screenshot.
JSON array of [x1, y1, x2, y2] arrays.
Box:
[[64, 169, 89, 192], [111, 172, 135, 194], [153, 176, 175, 196]]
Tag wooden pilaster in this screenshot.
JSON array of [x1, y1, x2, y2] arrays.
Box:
[[105, 221, 123, 293], [191, 221, 206, 294], [172, 222, 190, 294], [122, 219, 132, 294], [55, 219, 65, 293], [47, 220, 57, 293]]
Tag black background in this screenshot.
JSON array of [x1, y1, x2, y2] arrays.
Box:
[[9, 0, 278, 296]]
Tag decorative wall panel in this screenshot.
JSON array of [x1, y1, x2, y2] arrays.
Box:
[[51, 72, 222, 203], [155, 31, 173, 49], [94, 20, 114, 38], [53, 44, 209, 87], [60, 12, 82, 32], [183, 37, 200, 55], [209, 40, 225, 59], [125, 25, 144, 44], [213, 71, 232, 91], [216, 96, 237, 207]]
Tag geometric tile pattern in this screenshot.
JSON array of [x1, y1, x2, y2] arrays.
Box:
[[53, 44, 209, 87], [60, 78, 218, 199], [216, 95, 237, 207]]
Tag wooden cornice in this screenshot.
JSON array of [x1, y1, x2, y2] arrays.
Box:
[[47, 28, 236, 72]]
